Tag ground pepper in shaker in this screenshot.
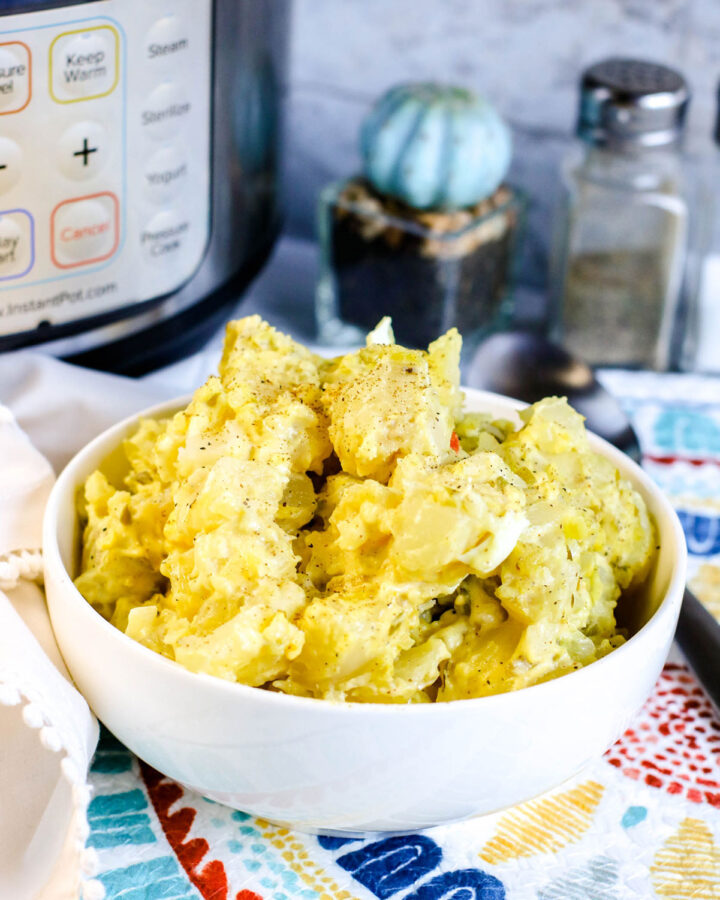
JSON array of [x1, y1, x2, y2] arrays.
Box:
[[550, 58, 692, 370]]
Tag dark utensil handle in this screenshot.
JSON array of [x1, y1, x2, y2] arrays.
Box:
[[674, 588, 720, 714]]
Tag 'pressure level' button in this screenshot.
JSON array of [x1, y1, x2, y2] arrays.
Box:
[[0, 42, 31, 115], [50, 26, 119, 103], [0, 209, 34, 280], [0, 138, 22, 194], [51, 192, 119, 268]]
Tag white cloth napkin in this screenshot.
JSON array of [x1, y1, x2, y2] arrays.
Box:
[[0, 352, 174, 900]]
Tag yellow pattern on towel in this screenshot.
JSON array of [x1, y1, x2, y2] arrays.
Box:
[[479, 780, 604, 864], [651, 817, 720, 898]]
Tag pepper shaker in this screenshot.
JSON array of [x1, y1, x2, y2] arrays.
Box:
[[550, 59, 693, 370]]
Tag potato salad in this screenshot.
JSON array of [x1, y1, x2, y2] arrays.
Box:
[[75, 316, 656, 702]]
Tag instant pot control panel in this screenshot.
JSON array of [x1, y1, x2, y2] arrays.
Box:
[[0, 0, 212, 340]]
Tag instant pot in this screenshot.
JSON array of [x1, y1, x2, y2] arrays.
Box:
[[0, 0, 288, 373]]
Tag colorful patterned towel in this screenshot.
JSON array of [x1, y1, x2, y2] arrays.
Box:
[[86, 370, 720, 900]]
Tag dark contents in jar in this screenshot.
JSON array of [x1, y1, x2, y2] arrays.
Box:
[[331, 178, 519, 348]]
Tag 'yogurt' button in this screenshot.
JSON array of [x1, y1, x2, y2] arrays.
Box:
[[50, 26, 119, 102], [141, 210, 189, 263], [140, 82, 191, 140], [0, 43, 31, 114], [145, 16, 189, 63], [0, 210, 33, 280], [143, 146, 188, 204], [58, 121, 108, 180], [51, 193, 118, 268], [0, 138, 22, 194]]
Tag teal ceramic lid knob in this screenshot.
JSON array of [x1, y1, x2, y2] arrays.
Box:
[[360, 82, 512, 211]]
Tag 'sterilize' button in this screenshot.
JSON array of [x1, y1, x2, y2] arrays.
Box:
[[51, 192, 119, 268], [141, 83, 190, 140], [0, 209, 34, 280], [0, 43, 31, 114]]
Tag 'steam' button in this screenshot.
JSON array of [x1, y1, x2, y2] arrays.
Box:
[[0, 42, 31, 115], [51, 192, 119, 268], [145, 16, 189, 65], [0, 209, 34, 280]]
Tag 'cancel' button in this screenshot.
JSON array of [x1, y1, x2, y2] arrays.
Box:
[[141, 210, 189, 263]]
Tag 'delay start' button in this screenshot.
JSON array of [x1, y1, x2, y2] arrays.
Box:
[[51, 192, 119, 269], [0, 42, 31, 115], [0, 209, 34, 280], [50, 26, 119, 103]]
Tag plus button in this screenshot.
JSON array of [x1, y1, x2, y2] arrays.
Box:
[[73, 138, 98, 167]]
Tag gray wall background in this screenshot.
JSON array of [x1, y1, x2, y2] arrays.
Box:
[[282, 0, 720, 292]]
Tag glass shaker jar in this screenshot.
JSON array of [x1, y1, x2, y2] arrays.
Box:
[[551, 58, 692, 370], [679, 81, 720, 373]]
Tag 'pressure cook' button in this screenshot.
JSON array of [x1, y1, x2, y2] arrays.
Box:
[[141, 82, 190, 140], [51, 193, 119, 269], [0, 210, 34, 280], [0, 43, 31, 114], [145, 16, 189, 63], [143, 146, 188, 204], [50, 26, 119, 103], [0, 138, 22, 194], [58, 121, 108, 180], [141, 210, 189, 263]]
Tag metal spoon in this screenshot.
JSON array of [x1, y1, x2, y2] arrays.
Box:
[[466, 330, 720, 712]]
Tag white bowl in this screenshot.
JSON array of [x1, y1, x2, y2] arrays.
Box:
[[43, 389, 687, 833]]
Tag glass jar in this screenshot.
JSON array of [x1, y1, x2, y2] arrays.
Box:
[[679, 83, 720, 373], [315, 177, 525, 351], [551, 58, 693, 370]]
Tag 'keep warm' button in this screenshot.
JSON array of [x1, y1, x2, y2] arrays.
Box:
[[51, 192, 119, 269], [50, 26, 119, 103]]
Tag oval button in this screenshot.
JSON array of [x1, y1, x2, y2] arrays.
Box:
[[145, 16, 189, 63], [58, 121, 108, 180], [140, 82, 191, 140], [0, 138, 22, 194], [141, 210, 189, 264], [143, 146, 188, 204]]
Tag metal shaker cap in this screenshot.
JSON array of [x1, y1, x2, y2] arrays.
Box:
[[578, 58, 689, 149]]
